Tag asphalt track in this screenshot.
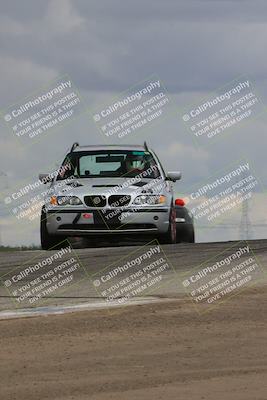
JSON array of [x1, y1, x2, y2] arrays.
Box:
[[1, 240, 267, 400], [0, 239, 266, 317]]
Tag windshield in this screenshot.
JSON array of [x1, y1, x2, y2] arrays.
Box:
[[57, 150, 161, 180]]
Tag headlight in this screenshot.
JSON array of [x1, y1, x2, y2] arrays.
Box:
[[133, 195, 166, 205], [50, 196, 82, 206]]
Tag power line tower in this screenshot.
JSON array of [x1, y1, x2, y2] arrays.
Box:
[[239, 195, 253, 240], [0, 171, 8, 247], [238, 171, 253, 241]]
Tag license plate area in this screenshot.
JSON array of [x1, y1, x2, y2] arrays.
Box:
[[98, 209, 123, 225], [77, 212, 95, 224]]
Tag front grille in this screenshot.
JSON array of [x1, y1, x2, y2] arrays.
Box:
[[108, 195, 131, 207], [84, 195, 106, 207]]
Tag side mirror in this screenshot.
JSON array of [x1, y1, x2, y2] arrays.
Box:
[[166, 171, 182, 182], [39, 173, 52, 184]]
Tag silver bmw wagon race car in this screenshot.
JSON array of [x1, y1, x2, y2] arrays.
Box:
[[39, 142, 194, 249]]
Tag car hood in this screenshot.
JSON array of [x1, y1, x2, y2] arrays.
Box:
[[52, 177, 167, 197]]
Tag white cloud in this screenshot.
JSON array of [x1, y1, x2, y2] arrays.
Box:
[[0, 56, 57, 106], [44, 0, 86, 35]]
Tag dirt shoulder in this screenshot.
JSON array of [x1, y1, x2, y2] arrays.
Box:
[[1, 286, 267, 400]]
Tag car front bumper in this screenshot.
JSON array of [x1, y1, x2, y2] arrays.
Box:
[[46, 207, 170, 236]]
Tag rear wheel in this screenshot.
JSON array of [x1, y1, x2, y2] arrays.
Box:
[[177, 225, 195, 243], [40, 207, 68, 250], [184, 226, 195, 243], [159, 207, 176, 244]]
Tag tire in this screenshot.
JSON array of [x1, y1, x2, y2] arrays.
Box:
[[177, 225, 195, 243], [40, 208, 68, 250], [186, 227, 195, 243], [159, 206, 177, 244]]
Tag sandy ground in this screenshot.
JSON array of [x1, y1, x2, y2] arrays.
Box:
[[1, 283, 267, 400]]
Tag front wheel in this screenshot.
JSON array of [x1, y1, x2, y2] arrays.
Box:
[[159, 207, 177, 244], [40, 208, 68, 250]]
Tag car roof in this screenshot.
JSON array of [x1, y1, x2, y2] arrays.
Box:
[[72, 144, 148, 152]]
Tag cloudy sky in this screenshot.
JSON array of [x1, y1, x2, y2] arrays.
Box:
[[0, 0, 267, 245]]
